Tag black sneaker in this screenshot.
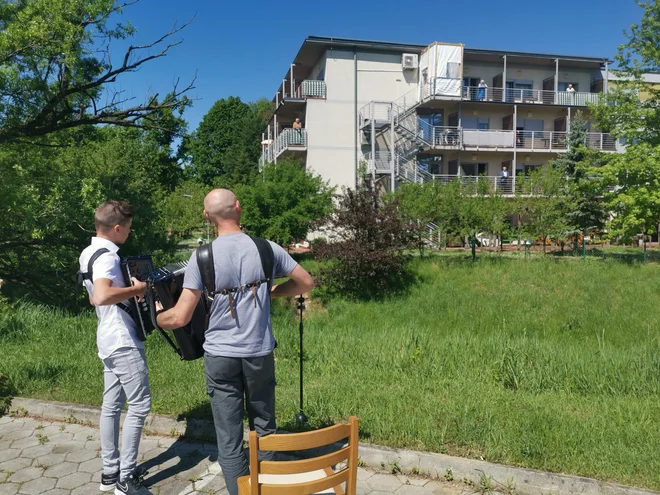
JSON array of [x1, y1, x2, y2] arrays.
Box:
[[114, 469, 151, 495], [100, 470, 119, 492]]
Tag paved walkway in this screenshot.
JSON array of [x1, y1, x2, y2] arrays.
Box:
[[0, 415, 472, 495]]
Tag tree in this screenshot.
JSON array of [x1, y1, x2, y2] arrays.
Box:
[[516, 166, 574, 253], [388, 181, 442, 255], [236, 160, 334, 246], [161, 180, 209, 238], [552, 112, 608, 240], [0, 127, 177, 305], [0, 0, 193, 143], [315, 183, 416, 300], [454, 179, 510, 260], [591, 1, 660, 144], [184, 97, 274, 185], [600, 143, 660, 243]]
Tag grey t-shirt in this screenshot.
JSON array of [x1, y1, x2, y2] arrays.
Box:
[[183, 233, 298, 358]]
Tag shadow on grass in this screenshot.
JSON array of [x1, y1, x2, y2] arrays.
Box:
[[551, 248, 659, 265]]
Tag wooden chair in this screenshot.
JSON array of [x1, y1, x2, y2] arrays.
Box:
[[237, 416, 359, 495]]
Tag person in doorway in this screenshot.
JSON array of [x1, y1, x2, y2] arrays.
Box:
[[155, 189, 315, 495], [78, 201, 151, 495]]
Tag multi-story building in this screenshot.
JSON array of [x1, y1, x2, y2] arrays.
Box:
[[260, 36, 621, 195]]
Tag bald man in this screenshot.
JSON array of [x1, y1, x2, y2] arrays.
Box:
[[156, 189, 314, 495]]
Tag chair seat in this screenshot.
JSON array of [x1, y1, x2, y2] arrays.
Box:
[[237, 468, 337, 494]]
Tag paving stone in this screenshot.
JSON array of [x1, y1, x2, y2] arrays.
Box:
[[55, 472, 91, 490], [21, 445, 55, 460], [0, 416, 14, 425], [51, 443, 79, 455], [395, 475, 429, 487], [365, 491, 394, 495], [40, 434, 74, 445], [152, 478, 191, 495], [0, 441, 12, 451], [10, 438, 40, 451], [70, 482, 103, 495], [18, 477, 57, 495], [196, 474, 226, 494], [1, 430, 33, 442], [72, 432, 98, 442], [43, 462, 79, 478], [90, 471, 102, 483], [65, 450, 97, 464], [35, 426, 64, 437], [0, 484, 20, 495], [77, 458, 102, 474], [0, 457, 33, 473], [32, 455, 66, 469], [367, 473, 403, 492], [358, 468, 375, 481], [40, 490, 70, 495], [0, 450, 21, 463], [7, 467, 44, 483], [0, 421, 25, 433], [394, 485, 431, 494], [140, 447, 167, 464], [356, 479, 372, 494]]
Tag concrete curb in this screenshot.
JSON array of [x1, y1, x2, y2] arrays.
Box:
[[8, 397, 657, 495]]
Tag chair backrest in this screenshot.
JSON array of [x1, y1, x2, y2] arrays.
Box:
[[247, 416, 359, 495]]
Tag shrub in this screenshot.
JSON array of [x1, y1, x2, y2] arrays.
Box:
[[314, 184, 416, 299]]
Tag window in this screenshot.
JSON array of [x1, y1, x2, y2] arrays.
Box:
[[418, 155, 443, 175]]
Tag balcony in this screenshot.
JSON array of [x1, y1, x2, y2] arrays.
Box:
[[294, 80, 326, 99], [459, 129, 615, 152], [359, 101, 393, 129], [462, 86, 602, 106], [275, 80, 326, 118], [261, 128, 307, 165]]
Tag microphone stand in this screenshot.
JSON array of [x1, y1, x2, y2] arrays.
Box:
[[295, 294, 307, 426]]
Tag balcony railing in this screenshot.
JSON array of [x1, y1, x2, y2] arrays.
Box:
[[462, 85, 602, 106], [293, 80, 326, 99], [359, 101, 393, 129], [261, 128, 307, 162], [364, 151, 394, 172]]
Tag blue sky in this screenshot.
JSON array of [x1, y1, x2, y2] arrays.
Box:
[[108, 0, 644, 132]]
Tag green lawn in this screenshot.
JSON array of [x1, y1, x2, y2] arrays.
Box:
[[2, 253, 660, 489]]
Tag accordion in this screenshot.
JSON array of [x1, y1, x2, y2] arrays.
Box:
[[149, 261, 208, 361], [120, 256, 157, 342], [121, 256, 207, 361]]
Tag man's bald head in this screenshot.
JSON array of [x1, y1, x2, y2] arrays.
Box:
[[204, 189, 241, 223]]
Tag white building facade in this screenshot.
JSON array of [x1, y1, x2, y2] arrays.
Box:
[[260, 37, 618, 195]]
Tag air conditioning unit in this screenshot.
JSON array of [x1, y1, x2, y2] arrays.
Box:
[[402, 53, 419, 70]]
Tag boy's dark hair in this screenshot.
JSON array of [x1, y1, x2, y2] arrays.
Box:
[[95, 200, 135, 231]]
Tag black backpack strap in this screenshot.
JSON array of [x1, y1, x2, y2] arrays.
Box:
[[250, 236, 275, 290], [196, 243, 216, 296], [77, 248, 110, 285]]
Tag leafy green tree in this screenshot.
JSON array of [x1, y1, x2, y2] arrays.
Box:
[[184, 97, 274, 185], [516, 166, 574, 253], [0, 127, 177, 305], [552, 112, 607, 241], [600, 143, 660, 243], [236, 160, 334, 246], [161, 180, 209, 238], [0, 0, 192, 143], [591, 0, 660, 144]]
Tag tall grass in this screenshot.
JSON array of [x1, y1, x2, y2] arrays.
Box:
[[2, 253, 660, 489]]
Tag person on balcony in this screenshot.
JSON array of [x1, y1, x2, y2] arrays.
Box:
[[565, 84, 576, 93], [477, 80, 488, 100], [499, 166, 510, 191], [292, 118, 303, 145]]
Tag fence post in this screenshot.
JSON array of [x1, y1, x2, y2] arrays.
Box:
[[582, 237, 586, 263]]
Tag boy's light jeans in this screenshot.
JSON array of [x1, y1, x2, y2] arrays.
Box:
[[100, 347, 151, 481]]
